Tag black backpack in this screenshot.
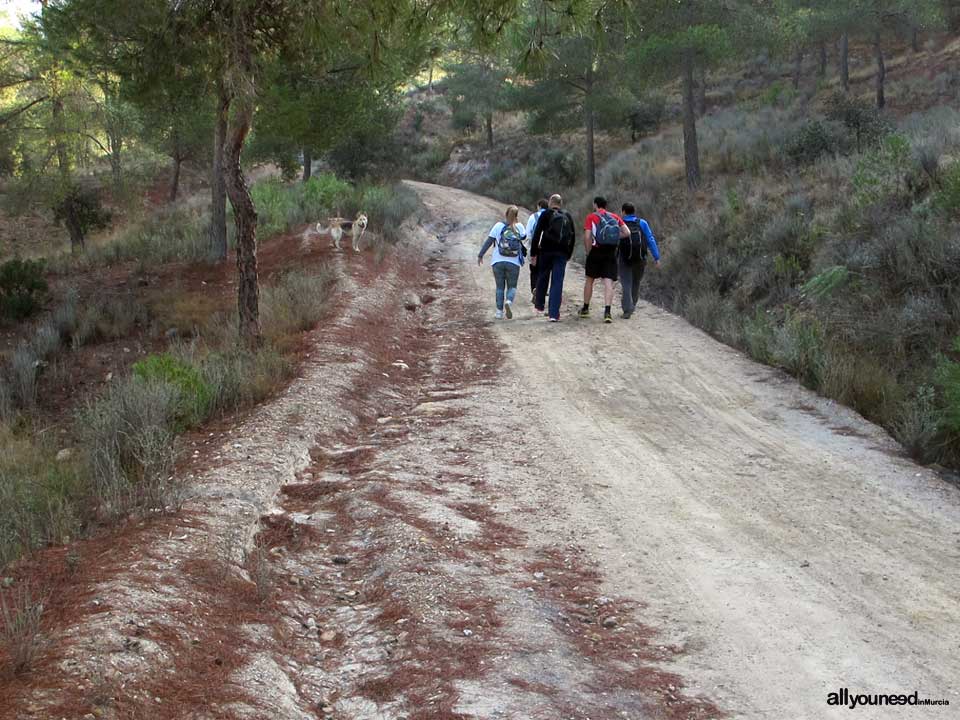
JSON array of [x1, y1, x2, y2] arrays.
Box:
[[623, 219, 648, 261], [541, 209, 575, 258]]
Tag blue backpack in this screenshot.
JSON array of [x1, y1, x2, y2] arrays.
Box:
[[595, 211, 620, 247], [497, 224, 524, 257]]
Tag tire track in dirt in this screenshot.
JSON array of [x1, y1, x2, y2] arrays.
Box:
[[2, 215, 722, 720], [407, 181, 960, 720]]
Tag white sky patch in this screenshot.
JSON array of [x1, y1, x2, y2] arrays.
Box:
[[1, 0, 38, 27]]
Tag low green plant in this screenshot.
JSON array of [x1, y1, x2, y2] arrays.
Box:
[[133, 354, 213, 427], [852, 133, 910, 208], [802, 266, 850, 300], [934, 161, 960, 218], [0, 259, 48, 321]]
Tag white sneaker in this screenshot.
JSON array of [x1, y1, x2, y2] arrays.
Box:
[[504, 300, 513, 319], [494, 310, 504, 320]]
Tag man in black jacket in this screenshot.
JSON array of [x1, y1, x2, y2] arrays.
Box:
[[530, 194, 576, 322]]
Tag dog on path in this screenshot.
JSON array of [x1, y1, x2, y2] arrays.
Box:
[[315, 213, 368, 252]]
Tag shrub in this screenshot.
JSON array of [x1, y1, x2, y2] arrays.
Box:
[[0, 426, 85, 567], [52, 184, 112, 251], [195, 346, 293, 416], [260, 268, 336, 341], [934, 161, 960, 218], [628, 94, 667, 140], [784, 121, 844, 165], [0, 259, 48, 321], [771, 313, 824, 388], [9, 343, 37, 410], [825, 92, 891, 153], [852, 134, 911, 209], [78, 377, 181, 520], [51, 289, 79, 340], [0, 583, 44, 676], [32, 322, 61, 360], [133, 354, 213, 427], [935, 338, 960, 436], [0, 377, 12, 424], [356, 183, 421, 245], [820, 347, 901, 425], [802, 266, 850, 300], [893, 385, 940, 463]]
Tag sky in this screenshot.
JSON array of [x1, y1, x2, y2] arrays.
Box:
[[1, 0, 38, 27]]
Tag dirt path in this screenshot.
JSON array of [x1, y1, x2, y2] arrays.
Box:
[[408, 181, 960, 718], [4, 184, 959, 720]]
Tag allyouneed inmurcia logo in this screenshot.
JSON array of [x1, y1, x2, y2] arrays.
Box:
[[827, 688, 951, 709]]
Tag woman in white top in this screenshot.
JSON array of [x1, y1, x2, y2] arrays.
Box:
[[477, 205, 526, 319]]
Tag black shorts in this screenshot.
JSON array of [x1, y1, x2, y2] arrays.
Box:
[[585, 247, 618, 280]]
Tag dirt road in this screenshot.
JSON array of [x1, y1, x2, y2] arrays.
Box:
[[5, 183, 959, 720], [409, 181, 960, 718]]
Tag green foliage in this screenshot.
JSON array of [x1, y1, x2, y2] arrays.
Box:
[[51, 185, 112, 245], [803, 266, 850, 299], [133, 354, 213, 427], [934, 161, 960, 218], [0, 259, 48, 321], [0, 426, 86, 568], [251, 174, 352, 237], [785, 121, 841, 164], [825, 92, 890, 152], [935, 338, 960, 435], [852, 133, 911, 207]]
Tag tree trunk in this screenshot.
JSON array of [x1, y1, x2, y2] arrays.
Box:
[[697, 68, 707, 117], [792, 49, 804, 90], [485, 113, 493, 148], [64, 208, 84, 253], [52, 97, 69, 179], [109, 149, 122, 193], [225, 93, 261, 347], [875, 31, 886, 110], [682, 49, 701, 190], [210, 83, 229, 261], [841, 33, 850, 93], [169, 155, 182, 203], [912, 27, 920, 53], [428, 63, 434, 93], [818, 43, 827, 77], [302, 147, 312, 181]]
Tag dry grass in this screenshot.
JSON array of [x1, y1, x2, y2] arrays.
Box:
[[0, 583, 45, 677]]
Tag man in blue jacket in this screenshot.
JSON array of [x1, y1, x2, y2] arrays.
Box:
[[619, 202, 661, 319]]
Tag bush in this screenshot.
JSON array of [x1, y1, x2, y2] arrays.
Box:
[[825, 92, 891, 153], [771, 313, 824, 388], [785, 121, 844, 165], [0, 259, 48, 321], [893, 385, 940, 462], [78, 377, 181, 521], [0, 377, 12, 424], [32, 322, 61, 360], [0, 426, 85, 568], [9, 343, 37, 410], [211, 348, 291, 414], [51, 289, 79, 340], [934, 161, 960, 218], [252, 174, 353, 237], [260, 269, 335, 341], [628, 94, 667, 139], [133, 354, 213, 427], [852, 134, 911, 207], [0, 582, 45, 676]]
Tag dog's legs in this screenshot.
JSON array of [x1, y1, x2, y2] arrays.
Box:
[[332, 226, 342, 250]]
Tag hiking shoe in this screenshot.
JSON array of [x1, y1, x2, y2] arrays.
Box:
[[622, 311, 633, 320], [578, 307, 590, 319], [495, 310, 504, 320], [603, 311, 613, 324], [548, 317, 560, 323], [505, 301, 513, 319]]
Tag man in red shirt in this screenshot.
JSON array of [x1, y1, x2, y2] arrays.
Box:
[[580, 196, 630, 323]]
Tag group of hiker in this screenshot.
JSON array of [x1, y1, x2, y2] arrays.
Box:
[[477, 194, 661, 324]]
